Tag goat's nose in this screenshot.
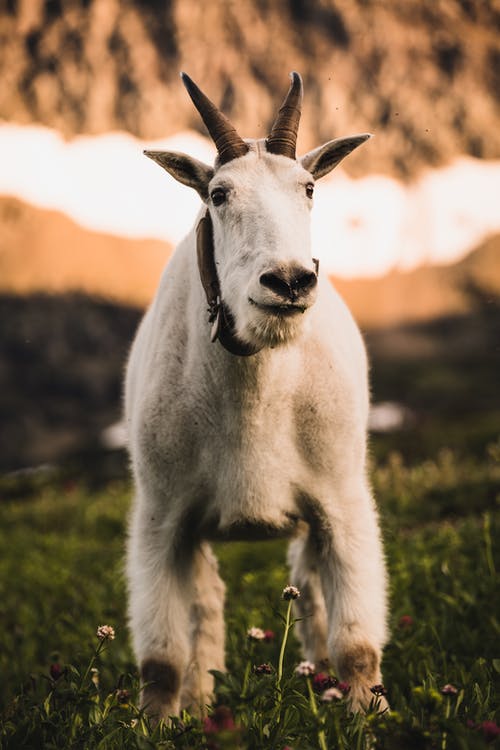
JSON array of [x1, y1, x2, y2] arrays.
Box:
[[259, 266, 318, 302]]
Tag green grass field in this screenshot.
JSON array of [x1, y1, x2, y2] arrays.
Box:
[[0, 441, 498, 748]]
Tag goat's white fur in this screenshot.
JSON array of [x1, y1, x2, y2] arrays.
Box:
[[125, 122, 388, 719]]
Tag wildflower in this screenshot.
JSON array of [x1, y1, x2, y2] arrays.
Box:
[[398, 614, 414, 628], [49, 663, 63, 681], [441, 683, 459, 695], [321, 686, 344, 702], [96, 624, 115, 641], [116, 689, 130, 705], [203, 705, 236, 733], [282, 585, 300, 600], [479, 721, 500, 742], [337, 681, 351, 694], [253, 663, 273, 675], [264, 629, 275, 642], [370, 684, 388, 697], [295, 660, 315, 676], [313, 672, 338, 692], [247, 626, 266, 640]]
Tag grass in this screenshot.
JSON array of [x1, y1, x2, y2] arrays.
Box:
[[0, 443, 499, 748]]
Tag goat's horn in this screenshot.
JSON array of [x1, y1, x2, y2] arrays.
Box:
[[266, 71, 303, 160], [181, 72, 249, 165]]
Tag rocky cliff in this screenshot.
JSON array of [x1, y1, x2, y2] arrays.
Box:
[[1, 0, 499, 178]]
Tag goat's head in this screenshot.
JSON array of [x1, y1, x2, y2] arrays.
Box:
[[145, 72, 371, 351]]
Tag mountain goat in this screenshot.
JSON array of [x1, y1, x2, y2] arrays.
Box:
[[125, 71, 388, 720]]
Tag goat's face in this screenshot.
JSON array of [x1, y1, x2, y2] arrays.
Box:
[[206, 145, 318, 347], [145, 72, 371, 350]]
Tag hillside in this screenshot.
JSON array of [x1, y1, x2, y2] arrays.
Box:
[[1, 288, 498, 477], [1, 195, 499, 328], [0, 197, 171, 306], [332, 233, 500, 328], [1, 0, 499, 179]]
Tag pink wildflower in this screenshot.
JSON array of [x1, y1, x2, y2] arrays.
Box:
[[295, 660, 315, 677], [398, 614, 414, 628], [247, 626, 265, 641], [253, 663, 273, 675], [313, 672, 337, 692], [479, 721, 500, 742], [321, 686, 344, 702], [337, 681, 351, 694], [264, 629, 275, 642], [203, 705, 236, 734], [282, 585, 300, 600], [96, 624, 115, 641], [441, 684, 459, 695], [49, 663, 63, 681]]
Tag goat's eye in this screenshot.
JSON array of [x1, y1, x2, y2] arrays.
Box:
[[211, 188, 226, 206], [306, 183, 314, 199]]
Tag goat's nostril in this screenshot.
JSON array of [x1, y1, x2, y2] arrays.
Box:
[[259, 271, 291, 298], [292, 270, 317, 293], [260, 267, 318, 301], [259, 267, 318, 302]]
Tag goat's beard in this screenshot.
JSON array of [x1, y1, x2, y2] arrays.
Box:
[[239, 307, 307, 348]]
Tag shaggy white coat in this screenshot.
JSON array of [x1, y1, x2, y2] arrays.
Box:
[[125, 139, 388, 719]]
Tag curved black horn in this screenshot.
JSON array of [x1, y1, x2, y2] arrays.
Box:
[[181, 72, 249, 165], [266, 71, 303, 160]]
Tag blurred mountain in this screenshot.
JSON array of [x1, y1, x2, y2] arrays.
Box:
[[333, 234, 500, 328], [1, 0, 499, 178], [1, 195, 499, 328], [0, 197, 171, 305]]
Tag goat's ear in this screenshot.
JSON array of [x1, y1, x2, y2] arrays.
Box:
[[300, 134, 372, 180], [144, 150, 214, 199]]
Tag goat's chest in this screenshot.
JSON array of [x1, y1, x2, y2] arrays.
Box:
[[140, 339, 363, 531], [184, 352, 356, 529]]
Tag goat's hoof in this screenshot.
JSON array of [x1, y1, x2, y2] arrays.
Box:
[[140, 658, 181, 722]]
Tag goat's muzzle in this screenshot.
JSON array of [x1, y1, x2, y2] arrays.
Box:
[[259, 265, 318, 303]]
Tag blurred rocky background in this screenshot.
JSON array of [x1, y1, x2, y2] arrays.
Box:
[[2, 0, 500, 175], [0, 0, 499, 488]]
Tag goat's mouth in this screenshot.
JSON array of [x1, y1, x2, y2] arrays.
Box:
[[248, 298, 307, 316]]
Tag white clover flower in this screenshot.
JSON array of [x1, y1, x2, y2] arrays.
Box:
[[247, 626, 266, 641], [321, 686, 344, 702], [282, 585, 301, 600], [96, 624, 115, 641], [295, 660, 315, 676]]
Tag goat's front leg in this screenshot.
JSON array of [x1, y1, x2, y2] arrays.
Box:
[[287, 531, 328, 666], [127, 502, 195, 721], [180, 542, 226, 714], [312, 483, 388, 711]]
